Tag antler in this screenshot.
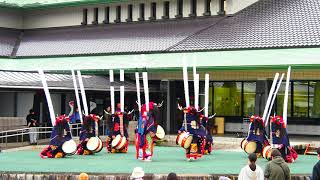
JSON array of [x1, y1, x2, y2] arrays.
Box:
[[128, 109, 134, 114], [197, 107, 205, 112], [208, 113, 216, 119], [156, 100, 164, 108]]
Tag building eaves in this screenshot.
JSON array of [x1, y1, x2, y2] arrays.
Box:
[[0, 0, 127, 10]]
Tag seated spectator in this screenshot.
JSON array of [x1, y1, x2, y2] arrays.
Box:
[[264, 149, 290, 180], [238, 153, 264, 180], [218, 176, 231, 180], [312, 147, 320, 180], [130, 167, 144, 180], [78, 173, 89, 180], [167, 172, 177, 180]]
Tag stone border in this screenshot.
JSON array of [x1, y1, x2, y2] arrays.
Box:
[[0, 173, 312, 180]]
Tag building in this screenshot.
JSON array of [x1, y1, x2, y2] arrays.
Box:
[[0, 0, 319, 135]]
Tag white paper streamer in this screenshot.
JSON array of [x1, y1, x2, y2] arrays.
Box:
[[120, 69, 124, 112], [38, 70, 55, 126], [135, 72, 141, 112], [265, 73, 285, 126], [142, 72, 149, 112], [204, 74, 209, 117], [183, 59, 190, 108], [283, 66, 291, 125], [262, 73, 279, 123], [109, 69, 115, 114], [194, 74, 199, 110], [71, 70, 83, 123], [77, 70, 89, 116]]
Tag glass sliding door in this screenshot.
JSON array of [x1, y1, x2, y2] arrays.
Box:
[[213, 82, 242, 116], [293, 81, 308, 117], [243, 82, 256, 117], [309, 81, 320, 118], [276, 82, 292, 117]]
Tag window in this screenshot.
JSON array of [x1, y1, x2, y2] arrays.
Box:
[[150, 2, 157, 20], [292, 81, 308, 117], [203, 0, 211, 16], [276, 82, 292, 117], [92, 8, 98, 24], [126, 4, 133, 22], [213, 82, 242, 116], [243, 82, 256, 116], [309, 81, 320, 118], [163, 1, 170, 19], [81, 8, 88, 25], [0, 92, 15, 117], [139, 3, 145, 21], [176, 0, 183, 18], [103, 7, 110, 24], [189, 0, 197, 17], [115, 6, 121, 23]]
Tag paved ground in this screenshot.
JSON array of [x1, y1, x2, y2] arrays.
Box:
[[0, 145, 316, 175]]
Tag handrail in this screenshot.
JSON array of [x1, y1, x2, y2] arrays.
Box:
[[0, 123, 83, 149]]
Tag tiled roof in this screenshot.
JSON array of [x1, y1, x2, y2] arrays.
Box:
[[16, 18, 220, 57], [0, 70, 142, 91], [0, 28, 19, 57], [170, 0, 320, 51], [2, 0, 320, 57]]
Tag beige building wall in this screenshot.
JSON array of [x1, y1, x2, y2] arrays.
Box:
[[210, 0, 220, 16], [0, 8, 23, 29], [23, 7, 83, 29], [1, 0, 258, 29], [225, 0, 258, 14]]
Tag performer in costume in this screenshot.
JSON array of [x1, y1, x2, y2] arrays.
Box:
[[106, 103, 129, 153], [40, 115, 72, 158], [201, 114, 214, 155], [176, 61, 207, 161], [76, 114, 99, 155], [245, 115, 269, 155], [134, 71, 165, 161], [135, 102, 161, 161], [271, 116, 298, 163], [178, 106, 206, 160]]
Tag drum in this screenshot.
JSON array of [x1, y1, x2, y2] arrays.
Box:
[[62, 139, 77, 155], [154, 125, 165, 140], [111, 134, 127, 150], [87, 137, 103, 153], [176, 131, 193, 149], [240, 139, 257, 154], [262, 145, 272, 160]]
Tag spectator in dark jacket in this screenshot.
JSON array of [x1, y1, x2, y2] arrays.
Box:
[[264, 149, 290, 180], [167, 172, 177, 180], [312, 147, 320, 180]]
